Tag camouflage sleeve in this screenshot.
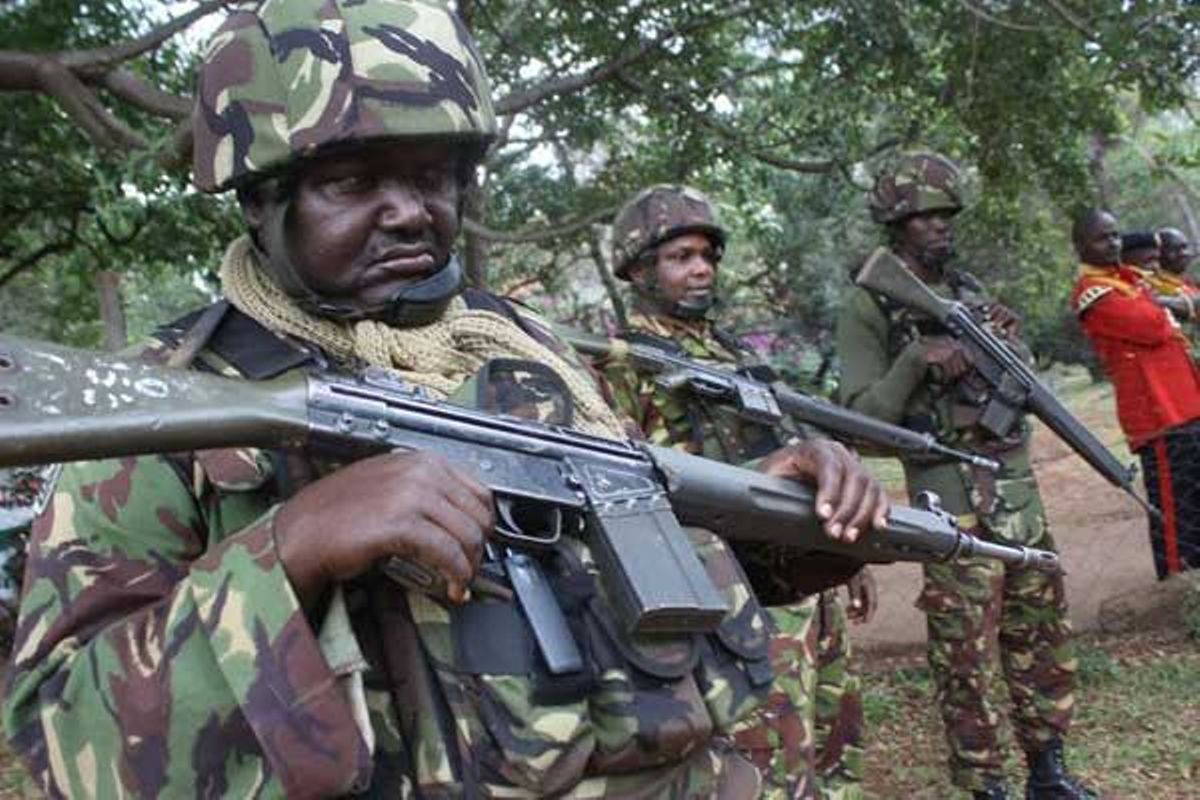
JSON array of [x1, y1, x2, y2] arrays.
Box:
[[2, 456, 370, 797], [835, 286, 928, 423]]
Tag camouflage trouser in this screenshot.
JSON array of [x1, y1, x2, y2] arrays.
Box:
[[732, 592, 864, 799], [917, 530, 1076, 792]]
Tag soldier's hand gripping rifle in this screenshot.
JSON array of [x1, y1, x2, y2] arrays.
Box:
[[558, 327, 1001, 472], [0, 334, 1059, 638], [856, 246, 1160, 520]]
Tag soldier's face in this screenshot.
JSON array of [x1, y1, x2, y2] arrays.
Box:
[[1160, 231, 1194, 275], [643, 233, 720, 307], [285, 141, 462, 307], [895, 211, 956, 274], [1075, 213, 1121, 267]]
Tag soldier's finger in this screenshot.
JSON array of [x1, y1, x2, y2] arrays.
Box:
[[830, 467, 871, 542], [443, 462, 496, 523], [868, 482, 891, 531], [422, 501, 487, 572], [389, 518, 476, 588], [440, 463, 496, 532], [813, 452, 848, 539]]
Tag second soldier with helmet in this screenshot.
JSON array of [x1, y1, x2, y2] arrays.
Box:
[[598, 184, 879, 799]]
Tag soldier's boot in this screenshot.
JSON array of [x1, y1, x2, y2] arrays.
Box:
[[1024, 739, 1098, 799], [973, 780, 1012, 800]]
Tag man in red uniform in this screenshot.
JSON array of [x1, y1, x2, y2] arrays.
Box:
[[1071, 209, 1200, 577], [1146, 227, 1200, 326]]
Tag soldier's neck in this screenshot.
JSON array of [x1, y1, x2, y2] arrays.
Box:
[[892, 248, 943, 285], [628, 302, 711, 339]]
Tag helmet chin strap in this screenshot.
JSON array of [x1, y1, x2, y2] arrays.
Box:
[[251, 194, 463, 328], [916, 243, 955, 277], [634, 272, 718, 321], [671, 291, 716, 320]]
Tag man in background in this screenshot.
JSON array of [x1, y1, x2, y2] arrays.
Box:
[[1072, 209, 1200, 579], [1119, 230, 1161, 273], [1145, 227, 1199, 330]]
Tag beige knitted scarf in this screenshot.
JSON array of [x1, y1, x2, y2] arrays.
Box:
[[219, 236, 626, 438]]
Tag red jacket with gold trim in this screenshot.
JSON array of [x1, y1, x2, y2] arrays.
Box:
[[1071, 263, 1200, 449]]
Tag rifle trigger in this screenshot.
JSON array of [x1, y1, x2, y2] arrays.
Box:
[[495, 496, 562, 548]]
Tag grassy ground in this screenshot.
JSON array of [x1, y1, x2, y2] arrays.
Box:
[[862, 622, 1200, 799], [858, 364, 1200, 799]]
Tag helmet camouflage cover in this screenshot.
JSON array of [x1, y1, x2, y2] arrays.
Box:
[[611, 184, 727, 280], [868, 151, 963, 224], [192, 0, 498, 193]]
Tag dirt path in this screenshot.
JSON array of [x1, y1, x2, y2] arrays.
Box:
[[854, 379, 1159, 653]]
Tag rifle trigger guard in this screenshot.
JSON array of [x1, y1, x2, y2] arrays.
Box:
[[494, 496, 562, 548]]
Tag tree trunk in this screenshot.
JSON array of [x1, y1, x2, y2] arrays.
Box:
[[95, 270, 126, 351], [1175, 190, 1200, 245], [463, 181, 488, 289], [589, 227, 627, 331], [1088, 131, 1115, 208]]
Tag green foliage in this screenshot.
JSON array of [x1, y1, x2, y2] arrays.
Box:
[[0, 1, 233, 347], [1, 1, 1199, 359]]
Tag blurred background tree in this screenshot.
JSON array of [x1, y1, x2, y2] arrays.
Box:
[[0, 0, 1196, 388]]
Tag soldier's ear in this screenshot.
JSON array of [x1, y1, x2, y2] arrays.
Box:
[[628, 261, 649, 284], [237, 184, 267, 231]]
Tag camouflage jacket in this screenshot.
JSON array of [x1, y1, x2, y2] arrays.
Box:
[[836, 258, 1048, 545], [602, 310, 788, 463], [4, 293, 773, 798], [598, 310, 852, 603]]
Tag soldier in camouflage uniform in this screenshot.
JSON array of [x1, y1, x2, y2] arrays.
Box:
[[2, 3, 890, 797], [836, 152, 1096, 800], [596, 185, 881, 800]]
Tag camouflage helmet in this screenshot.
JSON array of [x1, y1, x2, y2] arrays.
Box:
[[868, 151, 963, 224], [611, 184, 727, 280], [192, 0, 498, 193]]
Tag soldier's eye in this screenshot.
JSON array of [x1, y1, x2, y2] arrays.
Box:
[[414, 168, 451, 191], [325, 174, 372, 195]]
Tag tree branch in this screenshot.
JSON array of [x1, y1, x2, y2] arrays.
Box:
[[463, 204, 619, 245], [495, 2, 758, 116], [589, 227, 627, 329], [93, 208, 151, 247], [0, 231, 78, 290], [615, 68, 840, 174], [1042, 0, 1095, 39], [102, 69, 191, 119], [36, 59, 147, 149], [956, 0, 1046, 32], [0, 2, 221, 151], [61, 1, 225, 73]]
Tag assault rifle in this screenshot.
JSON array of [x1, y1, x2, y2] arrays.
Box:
[[558, 327, 1001, 472], [0, 334, 1059, 644], [856, 247, 1159, 520]]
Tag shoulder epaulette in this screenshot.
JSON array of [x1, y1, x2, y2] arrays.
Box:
[[1072, 284, 1115, 315]]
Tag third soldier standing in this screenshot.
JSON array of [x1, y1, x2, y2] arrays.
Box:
[[836, 153, 1096, 800]]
